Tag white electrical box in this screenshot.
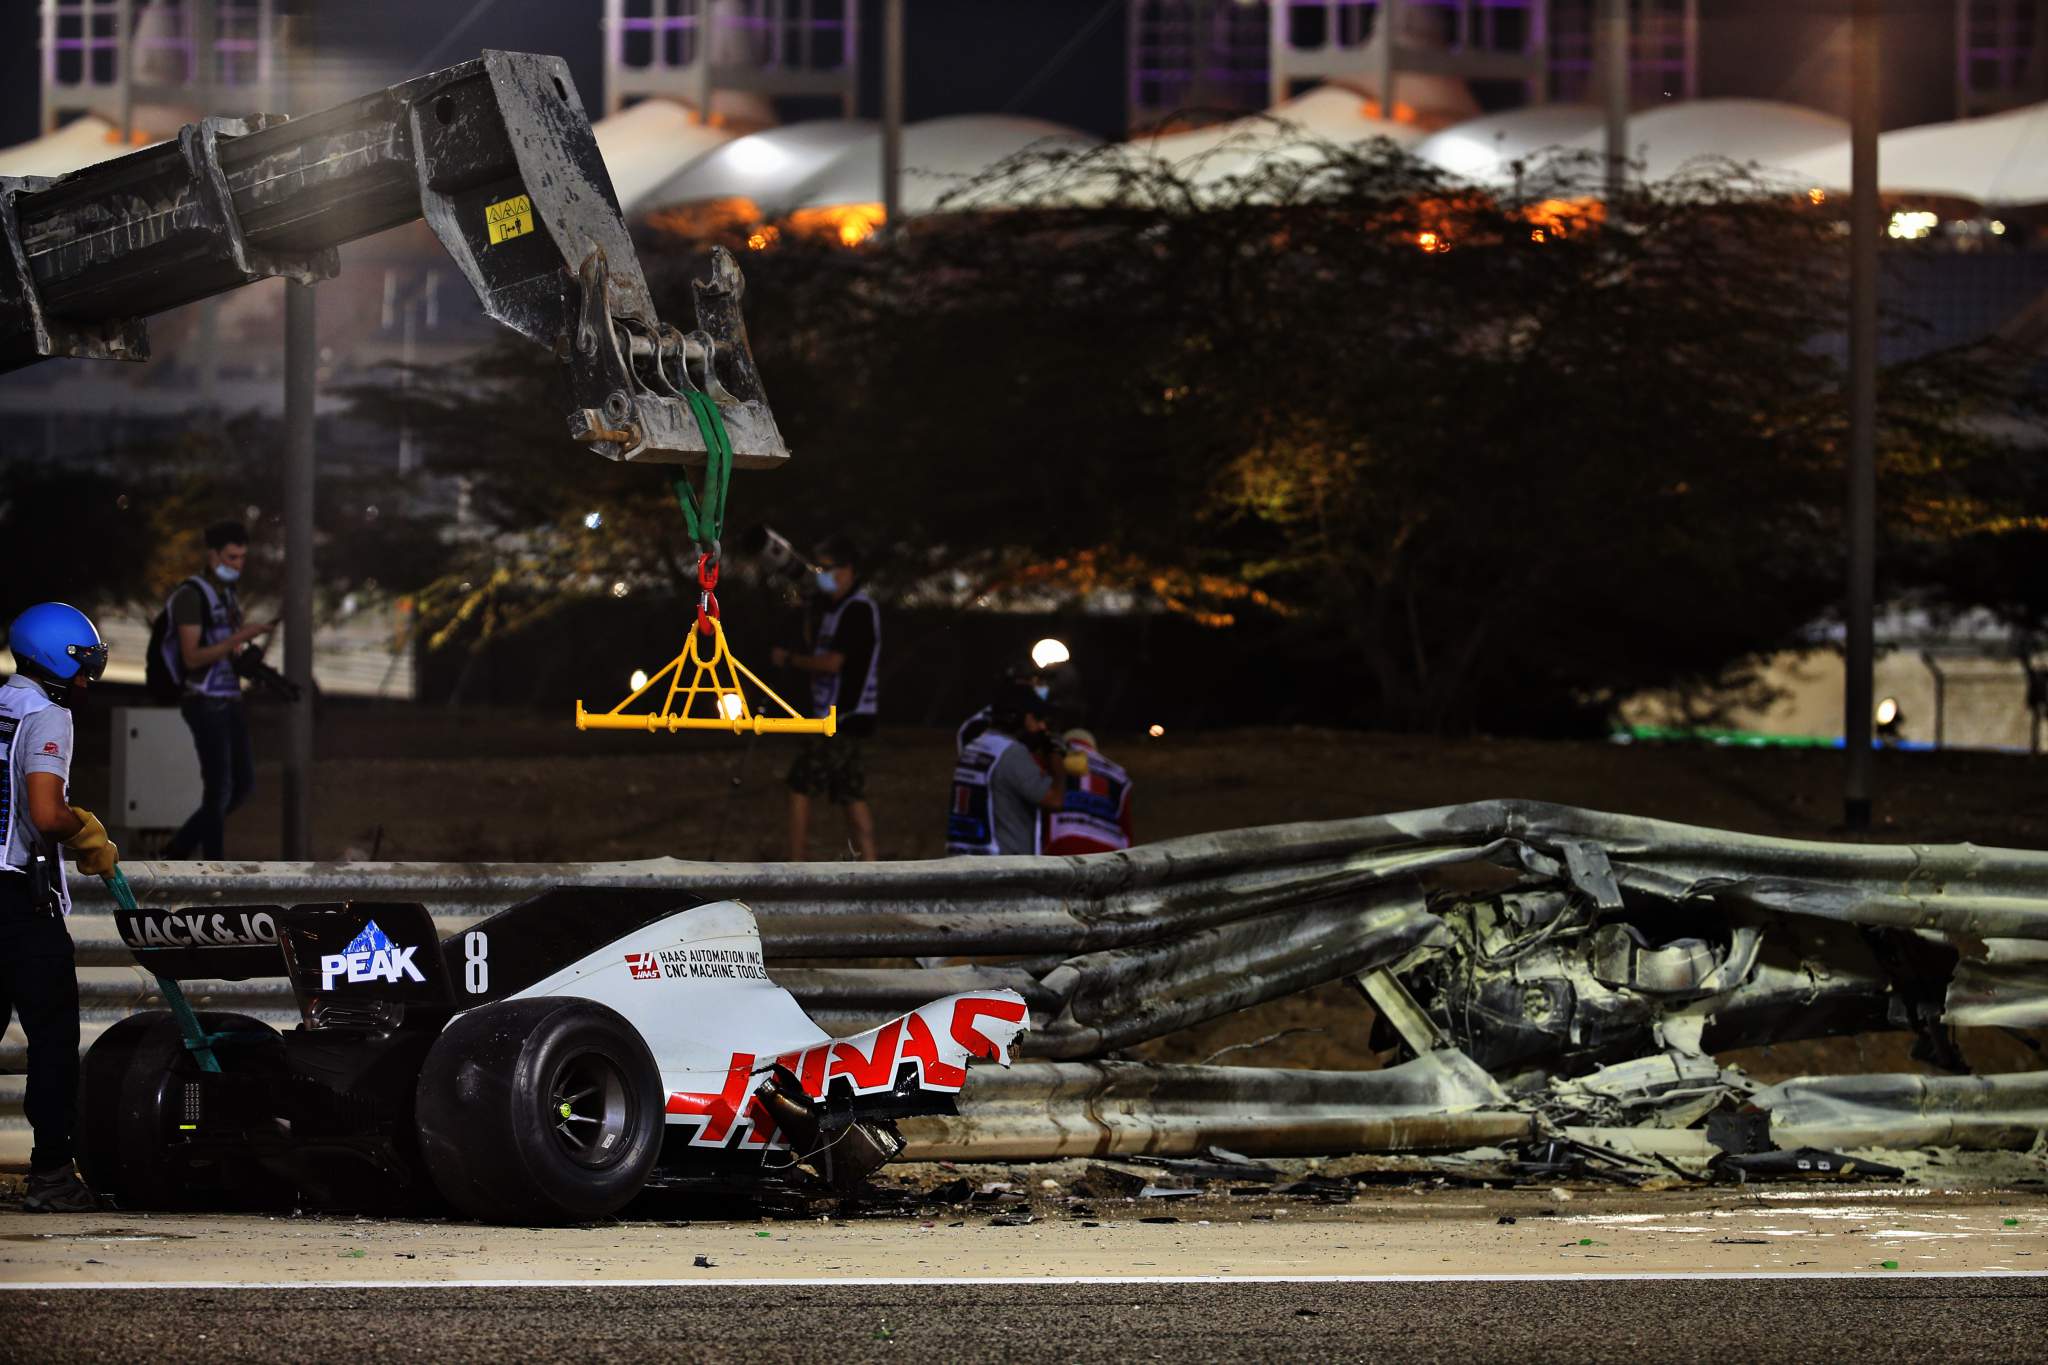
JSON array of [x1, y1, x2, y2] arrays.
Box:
[[110, 706, 202, 831]]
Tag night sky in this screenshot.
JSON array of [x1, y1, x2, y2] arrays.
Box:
[[0, 1, 1969, 150]]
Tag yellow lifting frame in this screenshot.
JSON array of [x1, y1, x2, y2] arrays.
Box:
[[575, 617, 836, 737]]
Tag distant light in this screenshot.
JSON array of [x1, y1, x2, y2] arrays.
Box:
[[726, 138, 790, 177], [746, 228, 779, 251], [1529, 228, 1546, 244], [583, 510, 603, 530], [629, 669, 649, 692], [364, 504, 379, 522], [1416, 230, 1446, 253], [1148, 723, 1165, 738], [1875, 696, 1900, 727], [720, 692, 745, 719], [611, 580, 629, 598], [1887, 209, 1937, 241], [1031, 638, 1070, 670], [1991, 220, 2007, 236], [1807, 187, 1826, 205]]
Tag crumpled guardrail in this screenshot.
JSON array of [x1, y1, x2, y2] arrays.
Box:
[[900, 1051, 1528, 1160], [19, 800, 2048, 1156], [1759, 1071, 2048, 1151], [62, 797, 2048, 1029], [65, 814, 1535, 956]]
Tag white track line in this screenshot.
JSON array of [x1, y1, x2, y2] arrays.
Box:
[[2, 1271, 2044, 1291]]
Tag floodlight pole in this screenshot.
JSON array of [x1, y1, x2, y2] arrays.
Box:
[[282, 279, 316, 859], [1599, 0, 1628, 202], [1380, 0, 1399, 120], [1844, 0, 1880, 830], [882, 0, 904, 229]]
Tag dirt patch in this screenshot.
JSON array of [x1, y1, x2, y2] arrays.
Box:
[[68, 707, 2048, 864]]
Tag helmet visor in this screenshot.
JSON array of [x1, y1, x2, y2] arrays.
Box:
[[66, 641, 107, 682]]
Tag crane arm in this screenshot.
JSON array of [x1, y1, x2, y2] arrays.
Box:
[[0, 50, 784, 469]]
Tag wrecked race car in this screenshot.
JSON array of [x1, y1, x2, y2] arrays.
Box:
[[80, 888, 1027, 1222]]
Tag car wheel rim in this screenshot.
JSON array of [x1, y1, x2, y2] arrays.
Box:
[[548, 1050, 633, 1169]]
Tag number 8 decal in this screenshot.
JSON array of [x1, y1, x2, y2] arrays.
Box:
[[464, 930, 489, 994]]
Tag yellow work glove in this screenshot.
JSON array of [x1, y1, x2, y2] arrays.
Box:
[[64, 805, 119, 877], [1062, 749, 1090, 778]]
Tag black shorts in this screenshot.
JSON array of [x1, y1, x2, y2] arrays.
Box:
[[785, 736, 867, 805]]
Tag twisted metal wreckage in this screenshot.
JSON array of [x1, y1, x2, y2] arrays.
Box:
[[44, 800, 2048, 1181]]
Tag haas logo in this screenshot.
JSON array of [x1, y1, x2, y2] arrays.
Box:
[[625, 952, 660, 981], [665, 994, 1030, 1149]]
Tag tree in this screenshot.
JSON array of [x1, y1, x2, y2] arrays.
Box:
[[342, 135, 2046, 732]]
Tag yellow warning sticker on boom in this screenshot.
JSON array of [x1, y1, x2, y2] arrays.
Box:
[[485, 193, 535, 245]]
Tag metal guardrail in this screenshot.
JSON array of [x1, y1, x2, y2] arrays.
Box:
[[897, 1052, 1528, 1161], [64, 799, 2048, 951], [9, 801, 2048, 1154]]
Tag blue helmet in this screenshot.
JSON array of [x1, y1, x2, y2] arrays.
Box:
[[8, 602, 106, 706]]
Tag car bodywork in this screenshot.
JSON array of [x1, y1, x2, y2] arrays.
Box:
[[91, 887, 1027, 1217]]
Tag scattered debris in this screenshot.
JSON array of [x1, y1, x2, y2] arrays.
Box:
[[693, 1255, 715, 1268], [1705, 1109, 1773, 1158], [1506, 1137, 1661, 1187], [1272, 1175, 1354, 1200], [1079, 1165, 1150, 1198], [1712, 1147, 1906, 1183], [1124, 1148, 1284, 1185]]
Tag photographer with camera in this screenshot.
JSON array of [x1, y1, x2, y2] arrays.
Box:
[[157, 520, 276, 860], [946, 682, 1065, 857]]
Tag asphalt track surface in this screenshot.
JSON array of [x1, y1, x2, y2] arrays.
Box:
[[5, 1275, 2045, 1363]]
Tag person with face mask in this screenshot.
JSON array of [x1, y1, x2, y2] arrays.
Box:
[[2, 602, 113, 1211], [160, 520, 277, 860], [770, 534, 880, 861]]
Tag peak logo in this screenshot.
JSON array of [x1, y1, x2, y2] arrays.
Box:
[[319, 919, 426, 991], [625, 952, 660, 981]]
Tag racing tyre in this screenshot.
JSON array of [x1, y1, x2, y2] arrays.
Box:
[[415, 997, 663, 1224], [77, 1010, 288, 1210]]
